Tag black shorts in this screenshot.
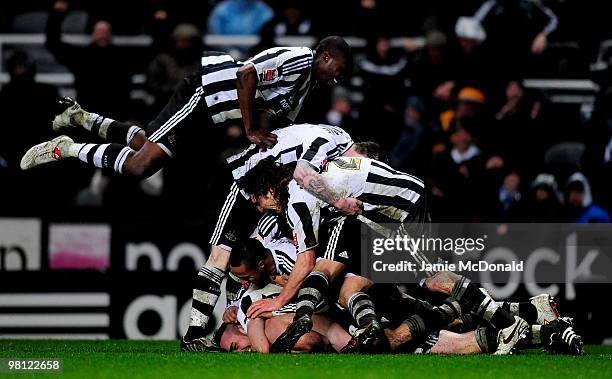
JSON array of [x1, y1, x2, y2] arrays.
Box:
[[317, 217, 363, 275], [208, 170, 262, 251], [146, 74, 209, 157]]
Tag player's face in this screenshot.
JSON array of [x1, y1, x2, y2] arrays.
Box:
[[251, 190, 281, 213], [220, 324, 252, 352], [314, 53, 347, 87], [231, 262, 265, 285]]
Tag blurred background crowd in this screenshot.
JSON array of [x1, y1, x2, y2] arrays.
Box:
[[1, 0, 611, 225]]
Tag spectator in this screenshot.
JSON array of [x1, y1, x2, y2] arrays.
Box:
[[0, 50, 58, 170], [358, 35, 409, 149], [146, 23, 203, 111], [0, 50, 88, 214], [45, 0, 149, 118], [389, 97, 426, 171], [445, 16, 493, 95], [429, 119, 488, 222], [473, 0, 559, 78], [268, 1, 312, 37], [564, 172, 611, 223], [207, 0, 274, 35], [525, 173, 562, 222], [324, 86, 359, 132], [408, 30, 453, 115]]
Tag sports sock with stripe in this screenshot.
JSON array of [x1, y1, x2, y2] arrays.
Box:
[[451, 276, 515, 329], [185, 266, 225, 341], [294, 271, 328, 320], [68, 143, 134, 174]]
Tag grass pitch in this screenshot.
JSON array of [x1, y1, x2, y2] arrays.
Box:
[[1, 341, 611, 379]]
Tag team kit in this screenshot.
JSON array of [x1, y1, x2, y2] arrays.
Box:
[[20, 37, 583, 355]]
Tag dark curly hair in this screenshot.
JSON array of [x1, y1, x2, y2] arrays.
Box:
[[239, 157, 295, 211]]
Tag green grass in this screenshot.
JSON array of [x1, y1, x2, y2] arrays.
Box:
[[1, 341, 611, 379]]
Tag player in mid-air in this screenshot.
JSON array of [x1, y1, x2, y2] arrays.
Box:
[[21, 36, 351, 175]]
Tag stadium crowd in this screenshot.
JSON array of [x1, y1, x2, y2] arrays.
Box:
[[1, 0, 611, 226]]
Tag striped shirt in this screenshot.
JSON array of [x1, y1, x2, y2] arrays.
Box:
[[226, 123, 353, 194], [200, 47, 314, 127], [287, 157, 427, 253], [251, 212, 296, 275]]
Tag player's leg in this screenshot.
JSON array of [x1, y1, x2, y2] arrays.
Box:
[[381, 296, 461, 352], [498, 293, 560, 325], [270, 258, 346, 353], [424, 271, 529, 354], [182, 183, 260, 349], [53, 96, 147, 150], [21, 74, 204, 177]]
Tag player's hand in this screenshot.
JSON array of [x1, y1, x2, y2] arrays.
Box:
[[223, 306, 238, 323], [247, 298, 282, 319], [271, 274, 289, 287], [247, 129, 278, 149], [334, 197, 364, 215]]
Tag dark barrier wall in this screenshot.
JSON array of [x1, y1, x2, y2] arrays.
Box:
[[0, 218, 609, 343]]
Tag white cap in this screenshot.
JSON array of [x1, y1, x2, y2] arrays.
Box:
[[455, 16, 486, 42]]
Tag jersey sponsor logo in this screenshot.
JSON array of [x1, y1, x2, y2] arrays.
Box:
[[262, 68, 278, 82], [333, 157, 361, 170]]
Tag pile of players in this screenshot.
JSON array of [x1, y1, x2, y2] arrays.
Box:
[[201, 123, 584, 356], [19, 37, 583, 355]]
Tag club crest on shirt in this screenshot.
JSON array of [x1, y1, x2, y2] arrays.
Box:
[[333, 157, 361, 170], [262, 68, 278, 82]]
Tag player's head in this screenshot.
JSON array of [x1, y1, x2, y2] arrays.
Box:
[[214, 323, 252, 352], [353, 141, 386, 162], [229, 238, 271, 285], [241, 158, 295, 213], [313, 36, 352, 87]]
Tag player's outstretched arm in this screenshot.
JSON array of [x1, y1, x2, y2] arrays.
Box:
[[237, 64, 278, 148], [294, 160, 363, 215], [247, 250, 315, 319]]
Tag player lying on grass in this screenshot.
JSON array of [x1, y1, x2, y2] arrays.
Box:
[[221, 237, 582, 354], [240, 157, 536, 354]]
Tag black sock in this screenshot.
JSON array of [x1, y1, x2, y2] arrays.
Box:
[[294, 272, 328, 320], [89, 115, 143, 145], [451, 277, 515, 329], [501, 301, 538, 324], [77, 143, 133, 173], [186, 266, 225, 340], [347, 292, 377, 327], [475, 325, 501, 353], [404, 298, 461, 339]]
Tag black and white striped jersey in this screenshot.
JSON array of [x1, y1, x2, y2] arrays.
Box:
[[200, 47, 314, 127], [227, 123, 353, 191], [251, 212, 296, 276], [287, 157, 426, 253]]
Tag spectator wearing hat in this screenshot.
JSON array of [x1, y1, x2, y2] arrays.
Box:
[[564, 172, 611, 223], [524, 173, 562, 222], [146, 23, 204, 112]]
